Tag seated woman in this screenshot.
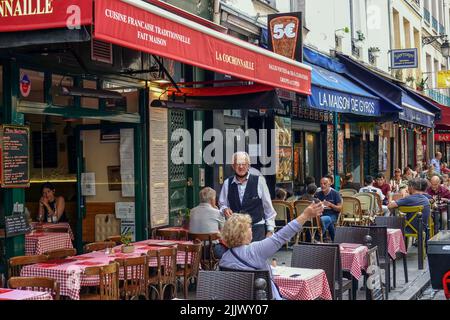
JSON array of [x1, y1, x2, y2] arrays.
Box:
[[219, 202, 323, 300], [38, 182, 68, 223]]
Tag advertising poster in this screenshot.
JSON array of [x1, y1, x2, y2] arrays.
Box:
[[338, 130, 344, 174], [327, 125, 334, 175], [275, 116, 293, 183]]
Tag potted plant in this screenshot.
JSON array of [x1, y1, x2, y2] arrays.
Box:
[[120, 231, 134, 253], [355, 30, 366, 43], [416, 77, 428, 91], [182, 208, 190, 229]]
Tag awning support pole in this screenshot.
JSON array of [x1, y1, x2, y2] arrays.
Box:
[[333, 111, 340, 191]]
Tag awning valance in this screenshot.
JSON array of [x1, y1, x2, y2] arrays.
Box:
[[400, 92, 435, 127], [93, 0, 311, 95]]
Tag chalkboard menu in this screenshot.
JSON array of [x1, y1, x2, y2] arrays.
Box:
[[1, 125, 30, 188], [366, 246, 385, 300], [4, 213, 31, 237]]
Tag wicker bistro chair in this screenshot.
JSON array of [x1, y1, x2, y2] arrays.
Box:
[[219, 267, 273, 300], [272, 200, 295, 248], [188, 232, 221, 270], [292, 243, 352, 300], [293, 200, 323, 243], [375, 216, 408, 286], [196, 270, 255, 300], [176, 242, 202, 299], [334, 226, 370, 245], [339, 189, 358, 197], [41, 227, 70, 233], [147, 247, 178, 300], [8, 254, 48, 278], [80, 262, 120, 300], [83, 241, 116, 253], [354, 193, 376, 224], [105, 235, 123, 245], [43, 248, 77, 260], [155, 229, 188, 241], [340, 197, 364, 226], [8, 276, 60, 300], [115, 255, 148, 300], [372, 192, 384, 216], [357, 225, 391, 299]]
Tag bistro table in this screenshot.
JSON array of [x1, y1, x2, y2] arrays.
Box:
[[31, 222, 74, 240], [340, 243, 368, 280], [0, 288, 53, 300], [386, 228, 407, 259], [21, 239, 192, 300], [273, 266, 332, 300], [25, 230, 73, 255]]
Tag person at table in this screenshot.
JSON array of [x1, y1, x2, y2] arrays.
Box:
[[189, 187, 226, 258], [426, 175, 450, 201], [341, 172, 361, 191], [441, 162, 450, 175], [390, 168, 408, 195], [431, 152, 443, 175], [360, 175, 389, 216], [374, 173, 391, 205], [316, 177, 342, 241], [218, 152, 276, 242], [219, 202, 323, 300], [442, 173, 450, 189], [300, 183, 318, 202], [388, 178, 431, 240], [38, 182, 68, 223], [403, 166, 414, 181]]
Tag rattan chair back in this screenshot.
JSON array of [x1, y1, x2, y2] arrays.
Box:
[[196, 270, 255, 300]]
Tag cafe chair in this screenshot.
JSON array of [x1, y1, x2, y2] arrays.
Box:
[[292, 243, 352, 300], [398, 205, 427, 269], [334, 226, 370, 245], [80, 262, 120, 300], [8, 276, 60, 300], [219, 267, 273, 300], [354, 193, 375, 224], [196, 270, 255, 300], [339, 189, 358, 197], [105, 235, 123, 245], [188, 232, 221, 270], [272, 200, 295, 248], [115, 255, 148, 300], [147, 247, 178, 300], [176, 242, 202, 299], [155, 229, 188, 241], [42, 227, 70, 233], [340, 197, 363, 226], [375, 216, 408, 286], [83, 241, 116, 253], [44, 248, 77, 260], [293, 200, 322, 244], [8, 254, 48, 278]]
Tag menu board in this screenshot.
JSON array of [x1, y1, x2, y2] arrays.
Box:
[[1, 125, 30, 188], [4, 213, 31, 237]]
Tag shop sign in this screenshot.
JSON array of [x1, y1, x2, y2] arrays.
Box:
[[435, 133, 450, 142], [94, 0, 311, 95], [19, 74, 31, 97], [390, 48, 418, 69], [309, 87, 380, 116], [399, 105, 434, 128], [268, 12, 303, 62], [437, 70, 450, 89], [0, 0, 93, 32]]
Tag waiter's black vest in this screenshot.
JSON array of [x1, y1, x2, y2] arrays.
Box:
[[227, 174, 264, 224]]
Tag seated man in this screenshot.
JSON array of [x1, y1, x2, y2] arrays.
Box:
[[388, 178, 431, 240], [300, 183, 318, 202], [426, 175, 450, 230], [359, 175, 389, 216], [189, 187, 226, 258], [315, 177, 342, 241], [374, 173, 391, 205]]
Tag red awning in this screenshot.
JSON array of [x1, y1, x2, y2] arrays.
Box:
[[0, 0, 93, 32], [93, 0, 311, 95], [167, 82, 275, 97], [416, 92, 450, 128]]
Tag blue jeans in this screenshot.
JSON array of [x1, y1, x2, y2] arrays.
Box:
[[321, 214, 338, 241]]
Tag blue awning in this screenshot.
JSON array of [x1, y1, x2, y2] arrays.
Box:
[[306, 62, 381, 116], [401, 92, 435, 127], [337, 52, 438, 127]]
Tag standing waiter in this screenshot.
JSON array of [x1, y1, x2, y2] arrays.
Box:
[[219, 152, 276, 241]]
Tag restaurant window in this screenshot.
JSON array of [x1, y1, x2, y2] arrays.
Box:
[[52, 74, 74, 107], [19, 69, 44, 103], [102, 81, 139, 113], [82, 79, 99, 109], [224, 109, 242, 118]]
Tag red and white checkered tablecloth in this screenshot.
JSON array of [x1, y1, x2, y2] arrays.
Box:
[[21, 239, 192, 300], [0, 288, 53, 300], [340, 244, 368, 280], [273, 267, 332, 300], [31, 222, 74, 240], [25, 232, 73, 255], [387, 228, 407, 260]]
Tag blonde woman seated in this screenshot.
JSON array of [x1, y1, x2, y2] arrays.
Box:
[[219, 202, 323, 300]]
